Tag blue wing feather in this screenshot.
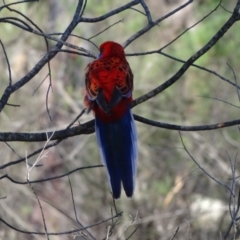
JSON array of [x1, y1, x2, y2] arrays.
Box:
[[95, 107, 138, 199]]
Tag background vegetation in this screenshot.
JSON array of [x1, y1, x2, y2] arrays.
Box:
[[0, 0, 240, 239]]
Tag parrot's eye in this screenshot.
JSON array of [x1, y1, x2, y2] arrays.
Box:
[[98, 48, 103, 58]]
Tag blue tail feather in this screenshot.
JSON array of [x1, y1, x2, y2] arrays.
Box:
[[95, 108, 138, 199]]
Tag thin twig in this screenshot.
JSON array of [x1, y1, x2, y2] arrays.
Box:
[[126, 226, 139, 240], [0, 212, 122, 235], [227, 63, 240, 101], [49, 33, 98, 51], [89, 19, 124, 40], [0, 0, 38, 12], [46, 83, 52, 121], [0, 39, 12, 85], [4, 142, 22, 158], [170, 227, 179, 240], [0, 165, 103, 184], [68, 176, 95, 240], [196, 95, 240, 109], [28, 180, 50, 240], [159, 1, 221, 51], [139, 0, 152, 23], [179, 131, 234, 195], [127, 50, 240, 91], [129, 7, 146, 16], [32, 74, 49, 96], [5, 103, 20, 107]]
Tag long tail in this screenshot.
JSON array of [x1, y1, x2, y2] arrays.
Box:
[[95, 108, 138, 199]]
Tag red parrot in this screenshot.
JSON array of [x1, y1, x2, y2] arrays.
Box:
[[84, 41, 138, 199]]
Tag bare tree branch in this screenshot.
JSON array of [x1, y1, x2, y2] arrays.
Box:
[[0, 0, 85, 112], [132, 8, 240, 108], [0, 165, 103, 184], [124, 0, 193, 47], [2, 114, 240, 145], [0, 213, 122, 236]]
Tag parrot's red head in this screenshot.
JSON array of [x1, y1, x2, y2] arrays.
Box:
[[98, 41, 126, 60]]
